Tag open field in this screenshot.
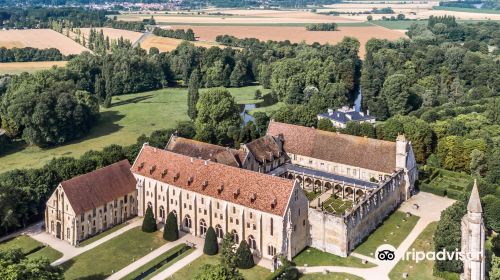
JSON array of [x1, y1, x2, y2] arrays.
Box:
[[293, 247, 375, 268], [0, 61, 67, 75], [174, 25, 404, 57], [79, 27, 143, 44], [62, 227, 166, 280], [0, 85, 273, 173], [170, 253, 272, 280], [389, 222, 444, 280], [433, 6, 500, 15], [0, 29, 89, 55], [141, 34, 223, 52], [354, 211, 420, 257]]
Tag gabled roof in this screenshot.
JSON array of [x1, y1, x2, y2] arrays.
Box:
[[166, 136, 242, 168], [60, 160, 136, 215], [132, 145, 295, 216], [318, 110, 375, 124], [266, 121, 397, 174], [244, 135, 283, 163]]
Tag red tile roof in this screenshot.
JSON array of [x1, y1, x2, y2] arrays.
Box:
[[132, 145, 295, 216], [244, 135, 283, 163], [267, 121, 397, 173], [60, 160, 136, 215], [166, 136, 242, 167]]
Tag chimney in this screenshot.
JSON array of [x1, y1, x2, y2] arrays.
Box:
[[190, 157, 194, 163], [187, 176, 194, 185], [217, 183, 224, 194], [202, 180, 208, 189], [250, 193, 257, 202], [138, 162, 145, 170], [233, 188, 240, 198], [174, 172, 180, 181], [271, 198, 277, 209], [204, 160, 208, 165], [149, 165, 156, 174]]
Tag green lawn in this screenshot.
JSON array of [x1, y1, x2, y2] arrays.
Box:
[[62, 227, 167, 280], [371, 20, 426, 30], [26, 246, 63, 263], [78, 222, 130, 247], [389, 222, 444, 280], [300, 272, 364, 280], [433, 6, 500, 14], [354, 211, 420, 257], [170, 254, 272, 280], [0, 85, 276, 173], [123, 244, 194, 280], [322, 195, 353, 215], [305, 190, 322, 202], [418, 166, 472, 200], [0, 235, 63, 263], [293, 247, 375, 268]]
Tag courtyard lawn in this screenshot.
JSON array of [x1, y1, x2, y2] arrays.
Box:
[[170, 254, 272, 280], [300, 272, 364, 280], [354, 211, 420, 258], [305, 190, 322, 202], [0, 85, 276, 173], [0, 235, 63, 263], [77, 221, 130, 247], [0, 235, 43, 254], [62, 227, 167, 280], [388, 222, 444, 280], [322, 195, 353, 215], [293, 247, 375, 268], [122, 244, 194, 280], [26, 246, 63, 263]]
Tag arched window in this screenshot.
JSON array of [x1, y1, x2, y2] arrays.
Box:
[[159, 206, 165, 219], [248, 235, 256, 250], [231, 230, 239, 244], [184, 215, 192, 228], [215, 224, 223, 239], [199, 219, 207, 236], [267, 245, 276, 256]]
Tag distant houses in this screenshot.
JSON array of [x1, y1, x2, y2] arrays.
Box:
[[317, 106, 375, 129]]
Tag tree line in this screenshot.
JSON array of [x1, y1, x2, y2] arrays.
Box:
[[152, 27, 196, 41], [0, 47, 68, 62], [305, 23, 337, 31]]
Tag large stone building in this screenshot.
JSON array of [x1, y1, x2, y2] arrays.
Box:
[[131, 145, 309, 261], [45, 160, 137, 245], [44, 120, 417, 260], [461, 180, 485, 280]]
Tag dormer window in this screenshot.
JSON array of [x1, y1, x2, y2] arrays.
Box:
[[202, 180, 208, 189], [138, 162, 145, 170], [149, 165, 156, 174], [174, 172, 180, 181], [250, 193, 257, 203], [233, 188, 240, 198], [187, 176, 194, 185], [161, 169, 168, 178], [217, 183, 224, 194], [271, 198, 277, 209]]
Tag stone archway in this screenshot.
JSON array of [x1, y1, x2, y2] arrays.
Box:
[[56, 222, 62, 239], [345, 187, 354, 200], [355, 189, 365, 202], [304, 177, 313, 190], [314, 180, 322, 192]]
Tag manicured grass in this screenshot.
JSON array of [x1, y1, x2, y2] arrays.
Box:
[[418, 166, 472, 200], [0, 235, 43, 254], [62, 227, 167, 280], [78, 222, 130, 247], [300, 272, 364, 280], [354, 211, 420, 257], [170, 253, 272, 280], [123, 244, 194, 280], [250, 101, 285, 115], [0, 85, 274, 173], [305, 190, 322, 202], [293, 247, 375, 268], [433, 6, 500, 14], [389, 222, 443, 280], [371, 20, 426, 30], [0, 234, 63, 263], [322, 195, 353, 214], [26, 246, 63, 263]]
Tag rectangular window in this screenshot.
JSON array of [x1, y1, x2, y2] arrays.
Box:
[[247, 223, 250, 228], [303, 219, 306, 226], [204, 209, 207, 215], [230, 217, 233, 223], [249, 212, 252, 219], [187, 193, 189, 199], [104, 205, 107, 212], [270, 218, 273, 236], [220, 214, 222, 219], [170, 199, 173, 204], [236, 219, 239, 225], [189, 205, 192, 210], [93, 208, 96, 217], [217, 202, 219, 209], [199, 208, 201, 213], [253, 224, 256, 230], [184, 203, 186, 209], [81, 213, 84, 221], [124, 195, 127, 203], [233, 207, 236, 214], [173, 190, 175, 195]]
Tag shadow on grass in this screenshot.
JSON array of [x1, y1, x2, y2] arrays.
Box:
[[0, 140, 28, 158], [60, 259, 107, 280], [111, 95, 153, 107]]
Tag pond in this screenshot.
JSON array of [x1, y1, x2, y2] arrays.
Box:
[[241, 103, 256, 125]]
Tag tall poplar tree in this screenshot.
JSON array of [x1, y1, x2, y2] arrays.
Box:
[[187, 69, 200, 120]]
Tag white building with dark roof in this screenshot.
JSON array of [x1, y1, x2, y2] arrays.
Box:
[[317, 106, 375, 129]]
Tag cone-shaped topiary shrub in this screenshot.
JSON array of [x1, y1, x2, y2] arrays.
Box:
[[163, 211, 179, 241], [141, 205, 157, 233], [236, 240, 255, 269], [203, 226, 218, 255]]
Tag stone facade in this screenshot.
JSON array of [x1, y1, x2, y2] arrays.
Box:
[[461, 181, 485, 280]]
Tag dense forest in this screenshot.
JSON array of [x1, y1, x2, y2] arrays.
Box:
[[0, 47, 68, 62]]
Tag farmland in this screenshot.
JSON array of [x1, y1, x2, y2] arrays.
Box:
[[0, 61, 67, 75], [0, 29, 89, 55], [79, 27, 144, 44], [141, 35, 223, 53]]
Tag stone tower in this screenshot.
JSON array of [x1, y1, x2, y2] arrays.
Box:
[[461, 180, 485, 280]]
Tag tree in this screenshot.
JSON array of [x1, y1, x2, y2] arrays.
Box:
[[187, 69, 200, 120], [220, 232, 239, 275], [381, 74, 411, 116], [230, 60, 248, 87], [194, 264, 244, 280], [194, 88, 241, 145], [253, 112, 270, 136], [204, 226, 218, 255], [254, 89, 262, 100], [491, 255, 500, 280], [317, 118, 335, 132], [469, 149, 487, 176], [163, 211, 179, 241], [482, 195, 500, 232], [141, 205, 156, 233], [0, 249, 63, 280], [236, 240, 254, 269]]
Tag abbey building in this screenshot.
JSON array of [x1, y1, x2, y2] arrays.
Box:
[[45, 121, 417, 261]]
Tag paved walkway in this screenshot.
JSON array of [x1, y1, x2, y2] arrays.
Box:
[[28, 218, 142, 266], [298, 192, 455, 280], [0, 221, 44, 243]]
